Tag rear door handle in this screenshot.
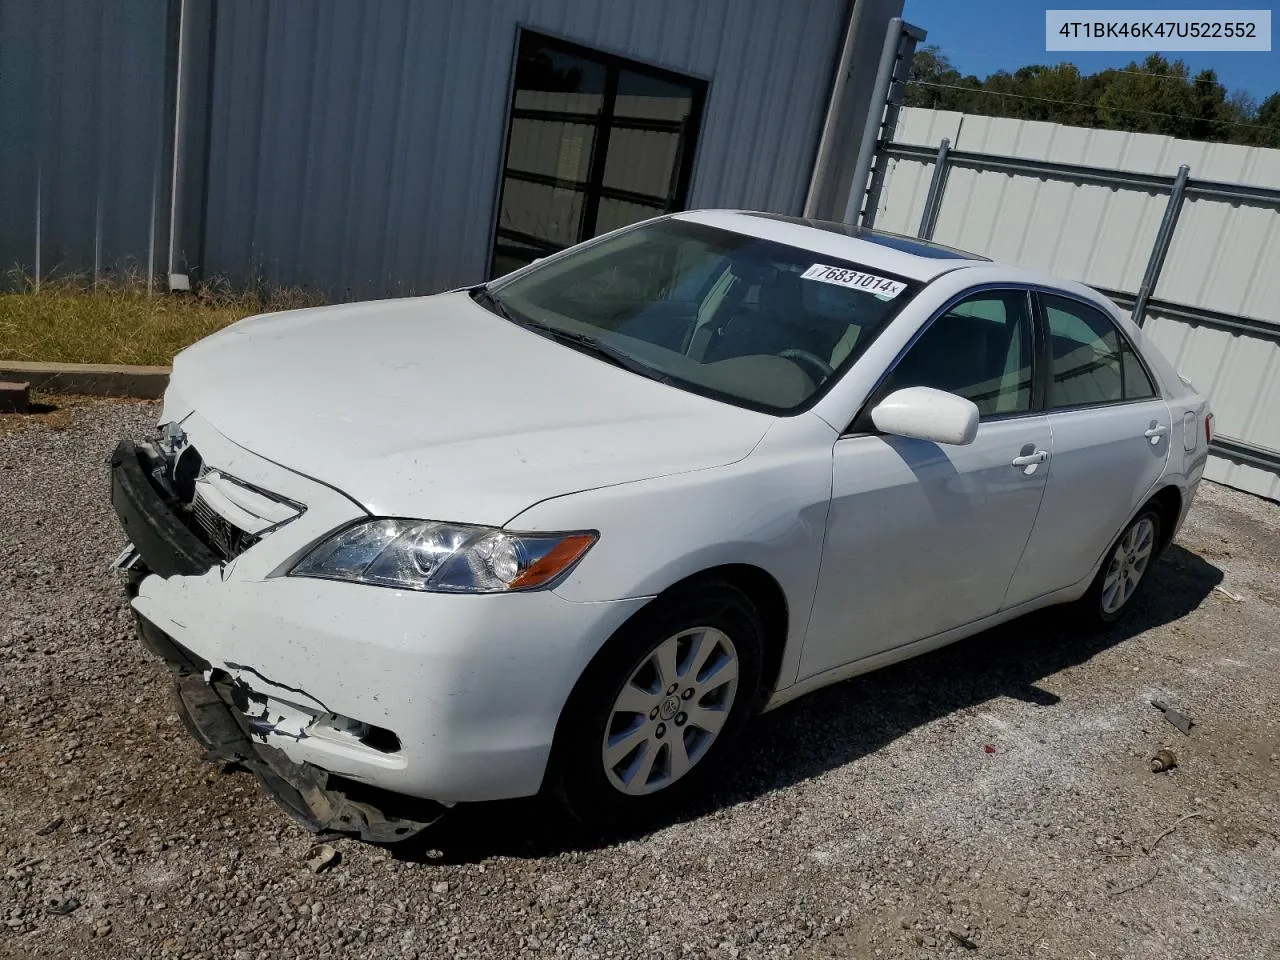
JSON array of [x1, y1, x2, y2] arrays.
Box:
[[1144, 422, 1169, 444], [1011, 450, 1050, 471]]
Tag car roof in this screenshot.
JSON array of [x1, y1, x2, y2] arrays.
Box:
[[668, 210, 1130, 321], [739, 212, 987, 261], [673, 210, 991, 282]]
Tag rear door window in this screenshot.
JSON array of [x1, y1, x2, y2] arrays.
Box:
[[1041, 295, 1156, 408]]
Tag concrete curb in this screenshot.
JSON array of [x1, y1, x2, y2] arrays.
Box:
[[0, 361, 171, 400]]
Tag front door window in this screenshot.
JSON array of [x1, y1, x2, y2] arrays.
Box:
[[881, 290, 1035, 418]]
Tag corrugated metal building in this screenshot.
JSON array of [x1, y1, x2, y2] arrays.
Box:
[[1, 0, 906, 298], [0, 0, 175, 289], [875, 107, 1280, 500]]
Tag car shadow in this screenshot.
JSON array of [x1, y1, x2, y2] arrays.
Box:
[[396, 544, 1222, 864]]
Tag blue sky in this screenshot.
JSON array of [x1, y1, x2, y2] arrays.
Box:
[[902, 1, 1280, 101]]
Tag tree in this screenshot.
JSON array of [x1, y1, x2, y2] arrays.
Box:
[[1013, 64, 1090, 125], [1252, 93, 1280, 147], [1096, 55, 1197, 136], [904, 49, 1277, 148], [905, 46, 982, 111]]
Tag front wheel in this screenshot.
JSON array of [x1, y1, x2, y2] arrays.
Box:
[[1077, 508, 1162, 625], [549, 580, 764, 829]]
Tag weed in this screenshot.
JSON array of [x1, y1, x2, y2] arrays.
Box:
[[0, 269, 325, 366]]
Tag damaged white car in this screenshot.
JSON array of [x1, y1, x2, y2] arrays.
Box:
[[110, 211, 1210, 841]]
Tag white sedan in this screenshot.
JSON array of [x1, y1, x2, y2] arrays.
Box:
[[109, 211, 1211, 840]]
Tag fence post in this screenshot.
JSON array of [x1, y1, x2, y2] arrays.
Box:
[[917, 138, 951, 239], [1132, 164, 1190, 327]]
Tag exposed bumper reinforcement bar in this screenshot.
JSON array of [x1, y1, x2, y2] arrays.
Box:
[[108, 439, 219, 579]]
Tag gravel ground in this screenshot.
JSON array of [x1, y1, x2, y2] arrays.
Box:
[[2, 400, 1278, 960]]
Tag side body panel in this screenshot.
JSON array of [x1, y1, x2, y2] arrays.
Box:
[[1132, 314, 1212, 540], [800, 417, 1051, 680], [765, 578, 1084, 712], [1006, 400, 1172, 606]]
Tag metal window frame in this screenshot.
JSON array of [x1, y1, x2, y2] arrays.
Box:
[[485, 27, 708, 279]]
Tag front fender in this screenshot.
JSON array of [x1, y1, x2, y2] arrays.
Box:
[[510, 416, 836, 690]]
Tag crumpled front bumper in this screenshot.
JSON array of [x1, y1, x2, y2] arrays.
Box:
[[111, 438, 443, 841]]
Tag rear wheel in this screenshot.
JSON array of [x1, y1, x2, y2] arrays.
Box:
[[1077, 508, 1162, 625], [550, 580, 764, 828]]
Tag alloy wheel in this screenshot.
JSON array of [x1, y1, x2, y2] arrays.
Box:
[[1101, 516, 1156, 614], [601, 627, 739, 796]]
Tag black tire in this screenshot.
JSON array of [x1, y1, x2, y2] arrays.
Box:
[[1076, 506, 1163, 626], [548, 578, 765, 830]]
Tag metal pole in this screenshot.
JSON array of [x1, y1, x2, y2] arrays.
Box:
[[803, 0, 871, 217], [166, 0, 191, 291], [1132, 164, 1190, 327], [917, 138, 950, 239], [843, 16, 903, 225], [860, 22, 924, 230]]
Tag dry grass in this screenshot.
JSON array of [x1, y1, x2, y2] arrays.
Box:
[[0, 272, 324, 367]]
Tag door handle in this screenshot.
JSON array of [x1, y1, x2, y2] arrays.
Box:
[[1144, 422, 1168, 444], [1011, 450, 1050, 470]]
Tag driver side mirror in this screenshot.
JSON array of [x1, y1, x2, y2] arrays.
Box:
[[871, 386, 979, 445]]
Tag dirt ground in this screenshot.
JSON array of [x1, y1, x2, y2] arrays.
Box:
[[1, 400, 1278, 960]]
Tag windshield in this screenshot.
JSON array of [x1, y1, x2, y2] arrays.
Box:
[[484, 218, 920, 413]]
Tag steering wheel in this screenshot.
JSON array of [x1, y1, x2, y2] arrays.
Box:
[[779, 348, 834, 383]]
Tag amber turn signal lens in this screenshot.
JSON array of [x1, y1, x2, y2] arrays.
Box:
[[509, 533, 598, 589]]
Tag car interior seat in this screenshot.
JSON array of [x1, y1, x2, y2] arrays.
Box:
[[703, 270, 841, 367]]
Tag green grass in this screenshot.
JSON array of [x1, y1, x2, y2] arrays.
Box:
[[0, 273, 324, 367]]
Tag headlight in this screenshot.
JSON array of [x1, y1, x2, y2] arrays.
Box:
[[288, 519, 597, 593]]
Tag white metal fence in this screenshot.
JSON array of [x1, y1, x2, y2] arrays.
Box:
[[874, 107, 1280, 501]]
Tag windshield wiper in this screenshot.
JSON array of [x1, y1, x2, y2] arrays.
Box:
[[470, 286, 667, 383], [522, 322, 671, 383], [469, 285, 518, 323]]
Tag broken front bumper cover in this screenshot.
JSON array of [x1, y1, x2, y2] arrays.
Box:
[[111, 439, 444, 843], [148, 621, 443, 844]]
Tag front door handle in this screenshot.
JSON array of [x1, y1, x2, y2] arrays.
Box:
[[1011, 450, 1050, 474], [1144, 422, 1169, 444]]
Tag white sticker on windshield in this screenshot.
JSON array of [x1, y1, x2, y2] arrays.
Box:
[[800, 263, 906, 300]]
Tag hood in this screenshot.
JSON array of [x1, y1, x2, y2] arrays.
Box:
[[171, 292, 773, 524]]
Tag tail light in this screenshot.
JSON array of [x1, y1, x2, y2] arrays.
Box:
[[1205, 412, 1214, 445]]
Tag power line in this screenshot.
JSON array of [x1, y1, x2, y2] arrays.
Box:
[[919, 47, 1247, 88], [906, 79, 1280, 134]]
